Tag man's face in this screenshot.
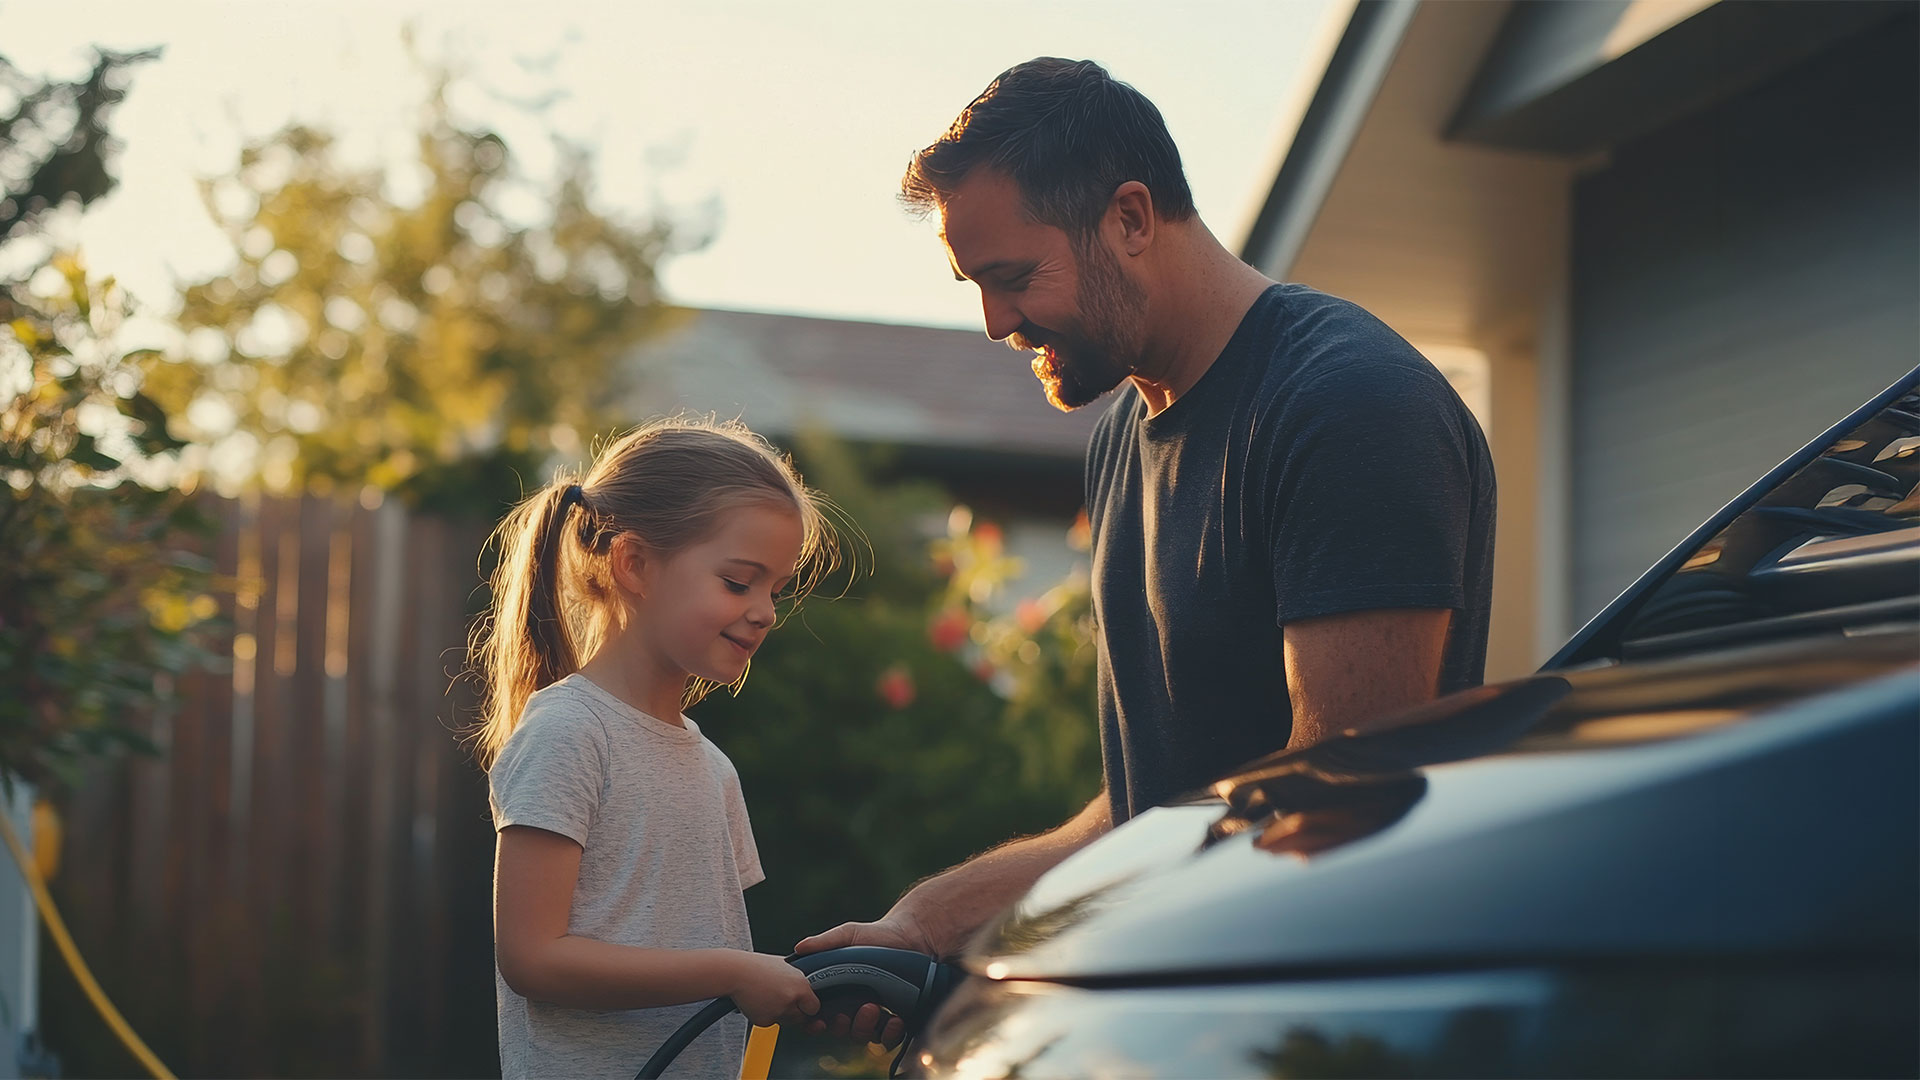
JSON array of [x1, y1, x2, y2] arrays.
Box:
[[939, 168, 1147, 411]]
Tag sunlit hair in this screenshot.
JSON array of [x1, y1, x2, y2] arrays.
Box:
[[468, 416, 838, 769], [900, 57, 1196, 239]]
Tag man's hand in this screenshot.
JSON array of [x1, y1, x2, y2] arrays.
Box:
[[791, 913, 933, 1047], [1283, 607, 1451, 749]]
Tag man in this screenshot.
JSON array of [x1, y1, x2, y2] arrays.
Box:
[[798, 57, 1495, 1042]]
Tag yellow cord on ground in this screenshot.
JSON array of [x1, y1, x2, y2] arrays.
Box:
[[0, 808, 175, 1080]]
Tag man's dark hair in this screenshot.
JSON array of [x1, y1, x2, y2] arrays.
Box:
[[901, 58, 1196, 239]]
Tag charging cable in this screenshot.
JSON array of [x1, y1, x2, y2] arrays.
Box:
[[0, 807, 175, 1080]]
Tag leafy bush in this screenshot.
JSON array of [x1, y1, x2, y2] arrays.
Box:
[[0, 255, 220, 786]]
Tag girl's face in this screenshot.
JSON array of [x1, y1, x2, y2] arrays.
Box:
[[635, 501, 805, 688]]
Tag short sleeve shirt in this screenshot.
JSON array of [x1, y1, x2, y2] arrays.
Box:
[[489, 674, 764, 1079], [1087, 283, 1497, 824]]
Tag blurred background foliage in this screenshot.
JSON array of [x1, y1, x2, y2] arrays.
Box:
[[0, 46, 221, 790], [142, 70, 698, 518], [3, 35, 1102, 1080]]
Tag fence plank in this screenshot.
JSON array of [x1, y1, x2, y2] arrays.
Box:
[[339, 495, 379, 1074], [362, 498, 409, 1075], [51, 492, 502, 1079], [288, 496, 331, 953], [187, 493, 242, 1073]]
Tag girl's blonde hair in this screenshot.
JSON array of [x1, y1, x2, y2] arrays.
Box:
[[469, 416, 833, 769]]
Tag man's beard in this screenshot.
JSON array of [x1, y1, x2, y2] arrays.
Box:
[[1021, 239, 1146, 411]]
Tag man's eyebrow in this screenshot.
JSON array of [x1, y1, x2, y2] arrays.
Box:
[[948, 256, 1033, 283]]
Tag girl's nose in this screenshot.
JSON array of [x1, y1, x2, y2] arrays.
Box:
[[747, 596, 775, 627]]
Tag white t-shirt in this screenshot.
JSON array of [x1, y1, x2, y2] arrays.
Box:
[[489, 674, 764, 1080]]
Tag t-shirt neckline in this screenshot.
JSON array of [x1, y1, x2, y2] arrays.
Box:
[[1139, 282, 1287, 439], [563, 673, 703, 743]]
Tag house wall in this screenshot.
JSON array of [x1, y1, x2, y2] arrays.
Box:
[[1567, 14, 1920, 624], [1282, 0, 1576, 680]]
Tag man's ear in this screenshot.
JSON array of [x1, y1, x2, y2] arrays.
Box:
[[608, 532, 650, 598], [1109, 180, 1155, 256]]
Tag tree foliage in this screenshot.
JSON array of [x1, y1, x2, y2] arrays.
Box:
[[145, 78, 696, 516], [0, 48, 158, 244], [0, 46, 219, 787]]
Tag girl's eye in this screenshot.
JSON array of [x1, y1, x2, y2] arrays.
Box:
[[722, 578, 749, 594]]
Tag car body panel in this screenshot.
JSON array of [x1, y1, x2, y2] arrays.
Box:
[[923, 964, 1918, 1079], [967, 633, 1918, 982]]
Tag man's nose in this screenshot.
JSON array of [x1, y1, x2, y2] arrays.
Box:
[[981, 291, 1022, 342]]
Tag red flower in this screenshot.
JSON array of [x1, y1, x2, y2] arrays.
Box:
[[973, 522, 1003, 557], [876, 665, 916, 709], [928, 608, 971, 652]]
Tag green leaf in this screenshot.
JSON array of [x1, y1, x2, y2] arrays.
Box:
[[67, 433, 121, 472], [118, 390, 187, 452]]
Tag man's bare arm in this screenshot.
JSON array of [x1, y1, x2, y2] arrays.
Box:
[[793, 794, 1111, 1043], [1283, 607, 1452, 749], [796, 793, 1111, 959]]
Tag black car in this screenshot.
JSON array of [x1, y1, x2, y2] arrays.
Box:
[[915, 368, 1920, 1079]]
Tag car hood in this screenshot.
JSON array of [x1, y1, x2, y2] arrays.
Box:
[[967, 630, 1919, 982]]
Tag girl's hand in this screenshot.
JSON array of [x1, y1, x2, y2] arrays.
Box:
[[727, 952, 820, 1027]]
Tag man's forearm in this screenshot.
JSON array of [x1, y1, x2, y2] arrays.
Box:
[[895, 795, 1111, 957]]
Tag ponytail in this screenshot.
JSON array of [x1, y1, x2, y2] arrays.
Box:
[[470, 480, 586, 769]]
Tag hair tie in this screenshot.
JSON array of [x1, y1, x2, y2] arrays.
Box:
[[560, 483, 585, 511]]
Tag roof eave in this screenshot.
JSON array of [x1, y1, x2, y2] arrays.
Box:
[[1238, 0, 1423, 279]]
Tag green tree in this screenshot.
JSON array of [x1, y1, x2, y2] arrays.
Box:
[[0, 47, 159, 243], [144, 76, 696, 516], [0, 48, 216, 788]]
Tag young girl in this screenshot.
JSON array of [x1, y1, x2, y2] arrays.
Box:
[[472, 417, 830, 1079]]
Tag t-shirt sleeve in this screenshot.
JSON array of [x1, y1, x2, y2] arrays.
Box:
[[1266, 364, 1478, 625], [715, 751, 765, 890], [487, 689, 607, 847]]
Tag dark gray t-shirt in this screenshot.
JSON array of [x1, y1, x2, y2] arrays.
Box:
[[1087, 283, 1496, 824]]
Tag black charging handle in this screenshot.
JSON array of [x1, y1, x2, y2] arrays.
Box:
[[635, 946, 960, 1079]]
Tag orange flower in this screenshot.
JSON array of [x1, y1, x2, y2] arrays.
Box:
[[973, 521, 1003, 557]]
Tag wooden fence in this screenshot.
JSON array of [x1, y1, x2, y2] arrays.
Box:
[[46, 492, 501, 1079]]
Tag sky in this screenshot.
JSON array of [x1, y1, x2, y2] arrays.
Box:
[[4, 0, 1342, 330]]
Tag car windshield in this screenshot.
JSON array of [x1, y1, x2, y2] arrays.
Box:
[[1617, 386, 1920, 656]]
